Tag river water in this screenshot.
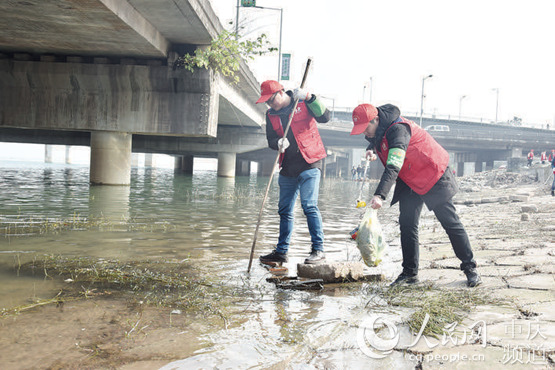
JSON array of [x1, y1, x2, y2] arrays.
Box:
[[0, 161, 414, 368]]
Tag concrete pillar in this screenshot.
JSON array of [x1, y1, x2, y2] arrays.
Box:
[[257, 158, 276, 177], [174, 155, 193, 174], [144, 153, 154, 167], [131, 153, 139, 167], [217, 152, 236, 177], [235, 159, 251, 176], [65, 146, 72, 164], [45, 145, 53, 163], [463, 162, 475, 176], [90, 131, 132, 185], [510, 147, 522, 158]]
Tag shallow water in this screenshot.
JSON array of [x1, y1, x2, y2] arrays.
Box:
[[0, 161, 410, 368]]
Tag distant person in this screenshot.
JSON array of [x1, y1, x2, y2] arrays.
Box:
[[540, 151, 547, 164], [351, 166, 357, 180], [527, 149, 534, 167], [356, 165, 363, 180], [256, 80, 330, 265], [551, 155, 555, 196], [350, 103, 481, 287]]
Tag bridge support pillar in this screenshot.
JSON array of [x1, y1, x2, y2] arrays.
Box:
[[235, 159, 251, 176], [175, 155, 194, 174], [90, 131, 132, 185], [144, 153, 154, 167], [217, 152, 236, 177], [257, 158, 276, 177], [65, 146, 72, 164], [45, 145, 53, 163], [510, 147, 523, 157]]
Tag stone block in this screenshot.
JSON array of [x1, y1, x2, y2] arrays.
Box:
[[520, 204, 538, 213], [510, 195, 529, 202], [297, 262, 366, 283]]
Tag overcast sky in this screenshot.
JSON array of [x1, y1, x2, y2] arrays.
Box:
[[211, 0, 555, 127]]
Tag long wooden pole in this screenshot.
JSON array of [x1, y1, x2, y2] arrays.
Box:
[[247, 58, 312, 273]]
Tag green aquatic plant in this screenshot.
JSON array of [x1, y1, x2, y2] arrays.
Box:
[[2, 255, 235, 324]]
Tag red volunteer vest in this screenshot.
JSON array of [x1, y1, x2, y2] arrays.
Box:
[[268, 101, 327, 165], [376, 117, 449, 195]]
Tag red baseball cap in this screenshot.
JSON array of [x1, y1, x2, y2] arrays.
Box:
[[256, 80, 284, 104], [351, 104, 378, 135]]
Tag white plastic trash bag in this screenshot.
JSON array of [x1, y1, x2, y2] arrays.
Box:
[[355, 208, 387, 267]]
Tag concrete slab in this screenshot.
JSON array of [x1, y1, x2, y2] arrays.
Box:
[[520, 301, 555, 322], [478, 265, 529, 278], [490, 288, 555, 306], [495, 255, 554, 267], [505, 274, 555, 291], [464, 305, 518, 324]]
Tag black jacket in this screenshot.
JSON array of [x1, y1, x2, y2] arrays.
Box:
[[366, 104, 458, 210]]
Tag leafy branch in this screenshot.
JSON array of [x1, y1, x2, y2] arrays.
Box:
[[173, 30, 277, 83]]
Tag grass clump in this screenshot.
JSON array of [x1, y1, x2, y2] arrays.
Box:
[[365, 283, 502, 338], [3, 255, 233, 324]]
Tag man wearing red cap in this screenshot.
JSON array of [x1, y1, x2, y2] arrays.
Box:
[[256, 80, 330, 264], [350, 103, 481, 287]]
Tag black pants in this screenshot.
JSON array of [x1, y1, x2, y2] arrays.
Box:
[[398, 189, 476, 276]]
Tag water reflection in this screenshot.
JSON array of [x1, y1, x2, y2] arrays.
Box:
[[88, 185, 130, 220]]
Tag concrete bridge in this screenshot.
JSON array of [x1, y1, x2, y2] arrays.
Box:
[[1, 0, 554, 183], [0, 0, 266, 183]]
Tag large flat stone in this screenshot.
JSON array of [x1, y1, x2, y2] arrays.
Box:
[[296, 262, 368, 283]]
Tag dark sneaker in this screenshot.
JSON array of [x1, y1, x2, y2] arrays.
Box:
[[390, 272, 419, 286], [304, 250, 326, 264], [259, 250, 288, 264], [464, 268, 482, 287]]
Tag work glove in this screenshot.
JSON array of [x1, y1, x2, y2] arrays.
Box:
[[278, 138, 290, 153], [366, 149, 377, 161], [293, 88, 311, 101]]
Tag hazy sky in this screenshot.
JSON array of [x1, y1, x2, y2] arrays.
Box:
[[211, 0, 555, 126]]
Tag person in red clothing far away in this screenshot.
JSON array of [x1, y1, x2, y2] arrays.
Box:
[[527, 149, 534, 167]]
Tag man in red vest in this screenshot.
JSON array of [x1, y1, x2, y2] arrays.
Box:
[[256, 80, 330, 265], [350, 103, 481, 287]]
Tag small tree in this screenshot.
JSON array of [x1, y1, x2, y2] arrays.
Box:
[[508, 116, 523, 126], [173, 30, 277, 84]]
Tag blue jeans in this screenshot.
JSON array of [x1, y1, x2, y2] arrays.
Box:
[[275, 168, 324, 254]]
